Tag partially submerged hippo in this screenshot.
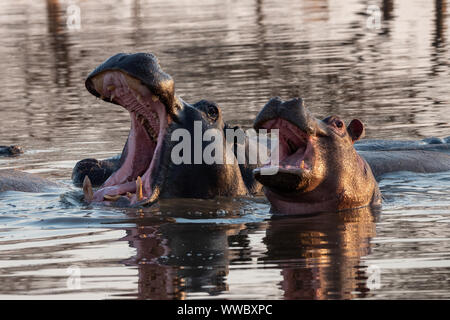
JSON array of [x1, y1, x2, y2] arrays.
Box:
[[0, 169, 59, 193], [1, 53, 449, 214], [73, 53, 262, 206], [0, 145, 23, 157], [355, 137, 450, 153], [253, 97, 450, 215]]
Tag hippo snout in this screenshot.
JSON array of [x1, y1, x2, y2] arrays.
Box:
[[254, 97, 328, 136]]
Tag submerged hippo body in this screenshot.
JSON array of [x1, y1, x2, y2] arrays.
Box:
[[355, 137, 450, 153], [253, 97, 450, 215], [0, 169, 59, 193], [72, 53, 262, 206]]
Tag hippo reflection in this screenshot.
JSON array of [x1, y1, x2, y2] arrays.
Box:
[[119, 199, 252, 299], [262, 207, 378, 299], [116, 200, 377, 299]]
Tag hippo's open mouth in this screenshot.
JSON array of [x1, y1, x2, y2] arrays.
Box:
[[253, 118, 316, 192], [85, 71, 169, 205]]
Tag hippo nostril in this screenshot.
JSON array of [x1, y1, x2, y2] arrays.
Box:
[[315, 120, 329, 137], [207, 105, 219, 120]]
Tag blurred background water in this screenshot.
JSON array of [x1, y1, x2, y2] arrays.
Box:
[[0, 0, 449, 299]]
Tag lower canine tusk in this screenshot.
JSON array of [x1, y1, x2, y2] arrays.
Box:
[[136, 176, 143, 201], [83, 176, 93, 202]]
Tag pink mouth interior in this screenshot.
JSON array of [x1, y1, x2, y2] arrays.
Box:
[[259, 118, 313, 171], [89, 71, 168, 205]]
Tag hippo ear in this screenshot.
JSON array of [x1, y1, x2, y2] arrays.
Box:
[[347, 119, 365, 143]]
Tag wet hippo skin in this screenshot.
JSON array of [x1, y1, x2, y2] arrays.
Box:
[[359, 149, 450, 178], [0, 169, 59, 193], [253, 97, 450, 215], [72, 53, 263, 206], [355, 137, 450, 153]]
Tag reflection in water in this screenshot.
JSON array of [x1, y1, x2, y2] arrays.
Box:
[[382, 0, 394, 21], [120, 199, 251, 299], [434, 0, 446, 46], [113, 204, 378, 300], [263, 208, 377, 299], [46, 0, 71, 88], [123, 222, 235, 299]]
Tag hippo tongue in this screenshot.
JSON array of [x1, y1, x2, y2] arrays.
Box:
[[278, 139, 312, 170], [259, 118, 313, 171], [92, 113, 155, 202]]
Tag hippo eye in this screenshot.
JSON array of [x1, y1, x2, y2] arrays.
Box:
[[335, 120, 343, 128], [207, 105, 219, 120]]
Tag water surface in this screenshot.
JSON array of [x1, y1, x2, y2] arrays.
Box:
[[0, 0, 449, 299]]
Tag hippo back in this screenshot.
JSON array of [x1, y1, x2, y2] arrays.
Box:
[[0, 169, 60, 193]]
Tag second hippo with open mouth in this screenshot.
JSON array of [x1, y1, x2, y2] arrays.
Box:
[[252, 97, 450, 215]]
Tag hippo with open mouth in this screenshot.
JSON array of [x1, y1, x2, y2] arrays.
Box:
[[72, 53, 262, 206], [253, 97, 450, 215]]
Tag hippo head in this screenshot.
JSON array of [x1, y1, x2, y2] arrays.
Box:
[[83, 53, 249, 206], [253, 97, 381, 215]]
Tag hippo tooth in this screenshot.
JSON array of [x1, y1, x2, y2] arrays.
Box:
[[136, 176, 143, 201], [126, 192, 133, 198], [110, 93, 116, 101], [300, 160, 305, 169], [107, 85, 115, 91], [83, 176, 93, 202], [104, 194, 121, 201], [151, 95, 159, 102], [136, 94, 142, 103]]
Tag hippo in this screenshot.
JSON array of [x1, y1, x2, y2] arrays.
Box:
[[354, 137, 450, 153], [253, 97, 450, 215], [0, 169, 59, 193], [72, 53, 262, 206], [0, 145, 23, 157]]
